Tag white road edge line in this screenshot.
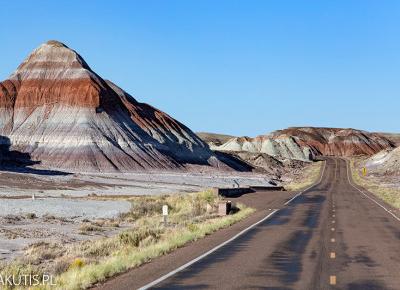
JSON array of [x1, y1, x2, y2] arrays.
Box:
[[139, 160, 326, 289], [284, 160, 326, 206], [138, 209, 279, 290], [345, 159, 400, 222]]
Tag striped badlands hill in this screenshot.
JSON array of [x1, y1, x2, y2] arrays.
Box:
[[0, 40, 232, 172], [216, 127, 395, 162], [365, 146, 400, 175], [272, 127, 395, 157], [217, 135, 314, 161]]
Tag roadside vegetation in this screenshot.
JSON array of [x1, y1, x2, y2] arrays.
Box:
[[0, 190, 254, 290], [350, 159, 400, 209], [284, 161, 323, 191]]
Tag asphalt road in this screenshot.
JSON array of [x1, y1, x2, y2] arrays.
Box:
[[98, 158, 400, 290]]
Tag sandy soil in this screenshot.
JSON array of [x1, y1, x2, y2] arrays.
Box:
[[0, 170, 276, 197]]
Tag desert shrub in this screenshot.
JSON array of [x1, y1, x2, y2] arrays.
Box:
[[0, 261, 44, 288], [190, 192, 212, 216], [24, 242, 64, 264], [43, 214, 56, 220], [121, 197, 167, 221], [79, 223, 104, 234], [105, 220, 120, 227], [118, 227, 162, 247], [138, 235, 157, 247], [79, 238, 118, 258], [186, 223, 199, 232], [26, 213, 37, 219], [198, 189, 217, 203], [53, 258, 71, 275]]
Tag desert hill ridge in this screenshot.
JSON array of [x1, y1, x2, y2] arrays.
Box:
[[0, 40, 245, 172], [206, 127, 395, 162]]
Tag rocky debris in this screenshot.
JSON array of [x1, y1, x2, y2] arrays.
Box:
[[219, 151, 307, 177], [365, 147, 400, 175], [0, 40, 240, 172], [234, 151, 284, 175]]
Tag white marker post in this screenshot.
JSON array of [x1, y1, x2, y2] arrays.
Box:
[[162, 205, 168, 226]]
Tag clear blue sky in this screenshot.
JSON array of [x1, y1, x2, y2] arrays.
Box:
[[1, 1, 399, 136]]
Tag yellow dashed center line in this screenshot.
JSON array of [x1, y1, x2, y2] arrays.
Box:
[[330, 192, 337, 286]]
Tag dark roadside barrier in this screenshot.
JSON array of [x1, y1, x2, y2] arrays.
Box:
[[250, 186, 285, 191], [213, 186, 285, 198], [214, 187, 254, 197]]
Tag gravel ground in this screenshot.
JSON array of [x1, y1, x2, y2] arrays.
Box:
[[0, 171, 277, 197], [0, 198, 131, 219]]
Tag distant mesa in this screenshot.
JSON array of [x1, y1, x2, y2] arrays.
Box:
[[0, 40, 244, 172]]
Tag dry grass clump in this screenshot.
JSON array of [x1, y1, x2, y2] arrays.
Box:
[[350, 159, 400, 209], [284, 161, 323, 191], [23, 242, 64, 265], [2, 190, 253, 290], [78, 219, 119, 234], [0, 242, 65, 289], [120, 196, 167, 221], [0, 262, 44, 290], [118, 227, 163, 247], [78, 223, 104, 234]]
